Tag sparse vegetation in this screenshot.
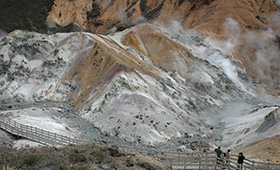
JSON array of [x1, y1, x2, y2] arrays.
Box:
[[3, 144, 169, 170], [69, 153, 87, 163], [90, 150, 106, 162], [8, 154, 40, 169], [23, 154, 40, 166], [0, 160, 3, 170]]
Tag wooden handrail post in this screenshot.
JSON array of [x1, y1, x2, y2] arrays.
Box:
[[163, 151, 166, 162], [178, 151, 180, 164], [214, 156, 217, 170], [30, 126, 33, 139], [170, 158, 172, 168], [199, 155, 201, 170], [184, 157, 186, 170], [206, 152, 209, 170], [0, 118, 82, 146]]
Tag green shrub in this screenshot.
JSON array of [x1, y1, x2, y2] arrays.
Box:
[[71, 164, 89, 170], [54, 160, 68, 170], [23, 154, 40, 166], [90, 150, 106, 162], [9, 154, 40, 169], [69, 153, 87, 163], [0, 159, 4, 170]]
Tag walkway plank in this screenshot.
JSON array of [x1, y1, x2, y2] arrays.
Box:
[[0, 117, 84, 146]]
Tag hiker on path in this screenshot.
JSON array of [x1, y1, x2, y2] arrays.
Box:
[[226, 149, 231, 163], [214, 146, 223, 157], [221, 152, 227, 167], [214, 146, 223, 164], [237, 152, 245, 169]]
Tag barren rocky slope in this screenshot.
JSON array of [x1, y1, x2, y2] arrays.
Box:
[[1, 0, 280, 88], [47, 0, 280, 90]]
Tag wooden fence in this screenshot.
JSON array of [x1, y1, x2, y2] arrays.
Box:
[[0, 117, 84, 146], [120, 145, 280, 170], [1, 117, 280, 170], [157, 151, 280, 170]]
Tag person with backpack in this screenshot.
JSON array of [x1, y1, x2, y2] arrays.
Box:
[[214, 146, 222, 158], [214, 146, 223, 164], [237, 152, 245, 169]]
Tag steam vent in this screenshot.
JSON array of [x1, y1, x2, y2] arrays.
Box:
[[0, 0, 280, 169]]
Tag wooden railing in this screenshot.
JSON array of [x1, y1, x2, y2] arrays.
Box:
[[158, 151, 280, 170], [0, 117, 84, 146], [1, 117, 280, 169], [119, 146, 280, 170]]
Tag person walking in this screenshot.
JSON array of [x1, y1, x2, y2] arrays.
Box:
[[226, 149, 231, 162], [237, 152, 245, 169], [214, 146, 223, 164], [221, 152, 227, 168], [214, 146, 222, 158], [225, 149, 231, 168]]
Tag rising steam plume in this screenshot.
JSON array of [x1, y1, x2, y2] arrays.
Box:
[[220, 16, 280, 88]]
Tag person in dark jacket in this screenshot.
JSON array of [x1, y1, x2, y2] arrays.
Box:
[[214, 146, 223, 164], [214, 146, 222, 158], [237, 152, 245, 169]]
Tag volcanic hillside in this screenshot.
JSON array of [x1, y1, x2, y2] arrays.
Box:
[[47, 0, 280, 90], [0, 0, 280, 163], [1, 0, 280, 88]]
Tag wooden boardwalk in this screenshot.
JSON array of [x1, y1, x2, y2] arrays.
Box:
[[0, 117, 84, 146], [1, 117, 280, 170], [120, 146, 280, 170]]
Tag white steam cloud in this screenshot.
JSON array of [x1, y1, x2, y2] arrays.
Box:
[[220, 16, 280, 86], [117, 8, 147, 26], [117, 8, 126, 22], [270, 12, 280, 33], [222, 18, 241, 53], [165, 21, 252, 94], [276, 0, 280, 6]]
